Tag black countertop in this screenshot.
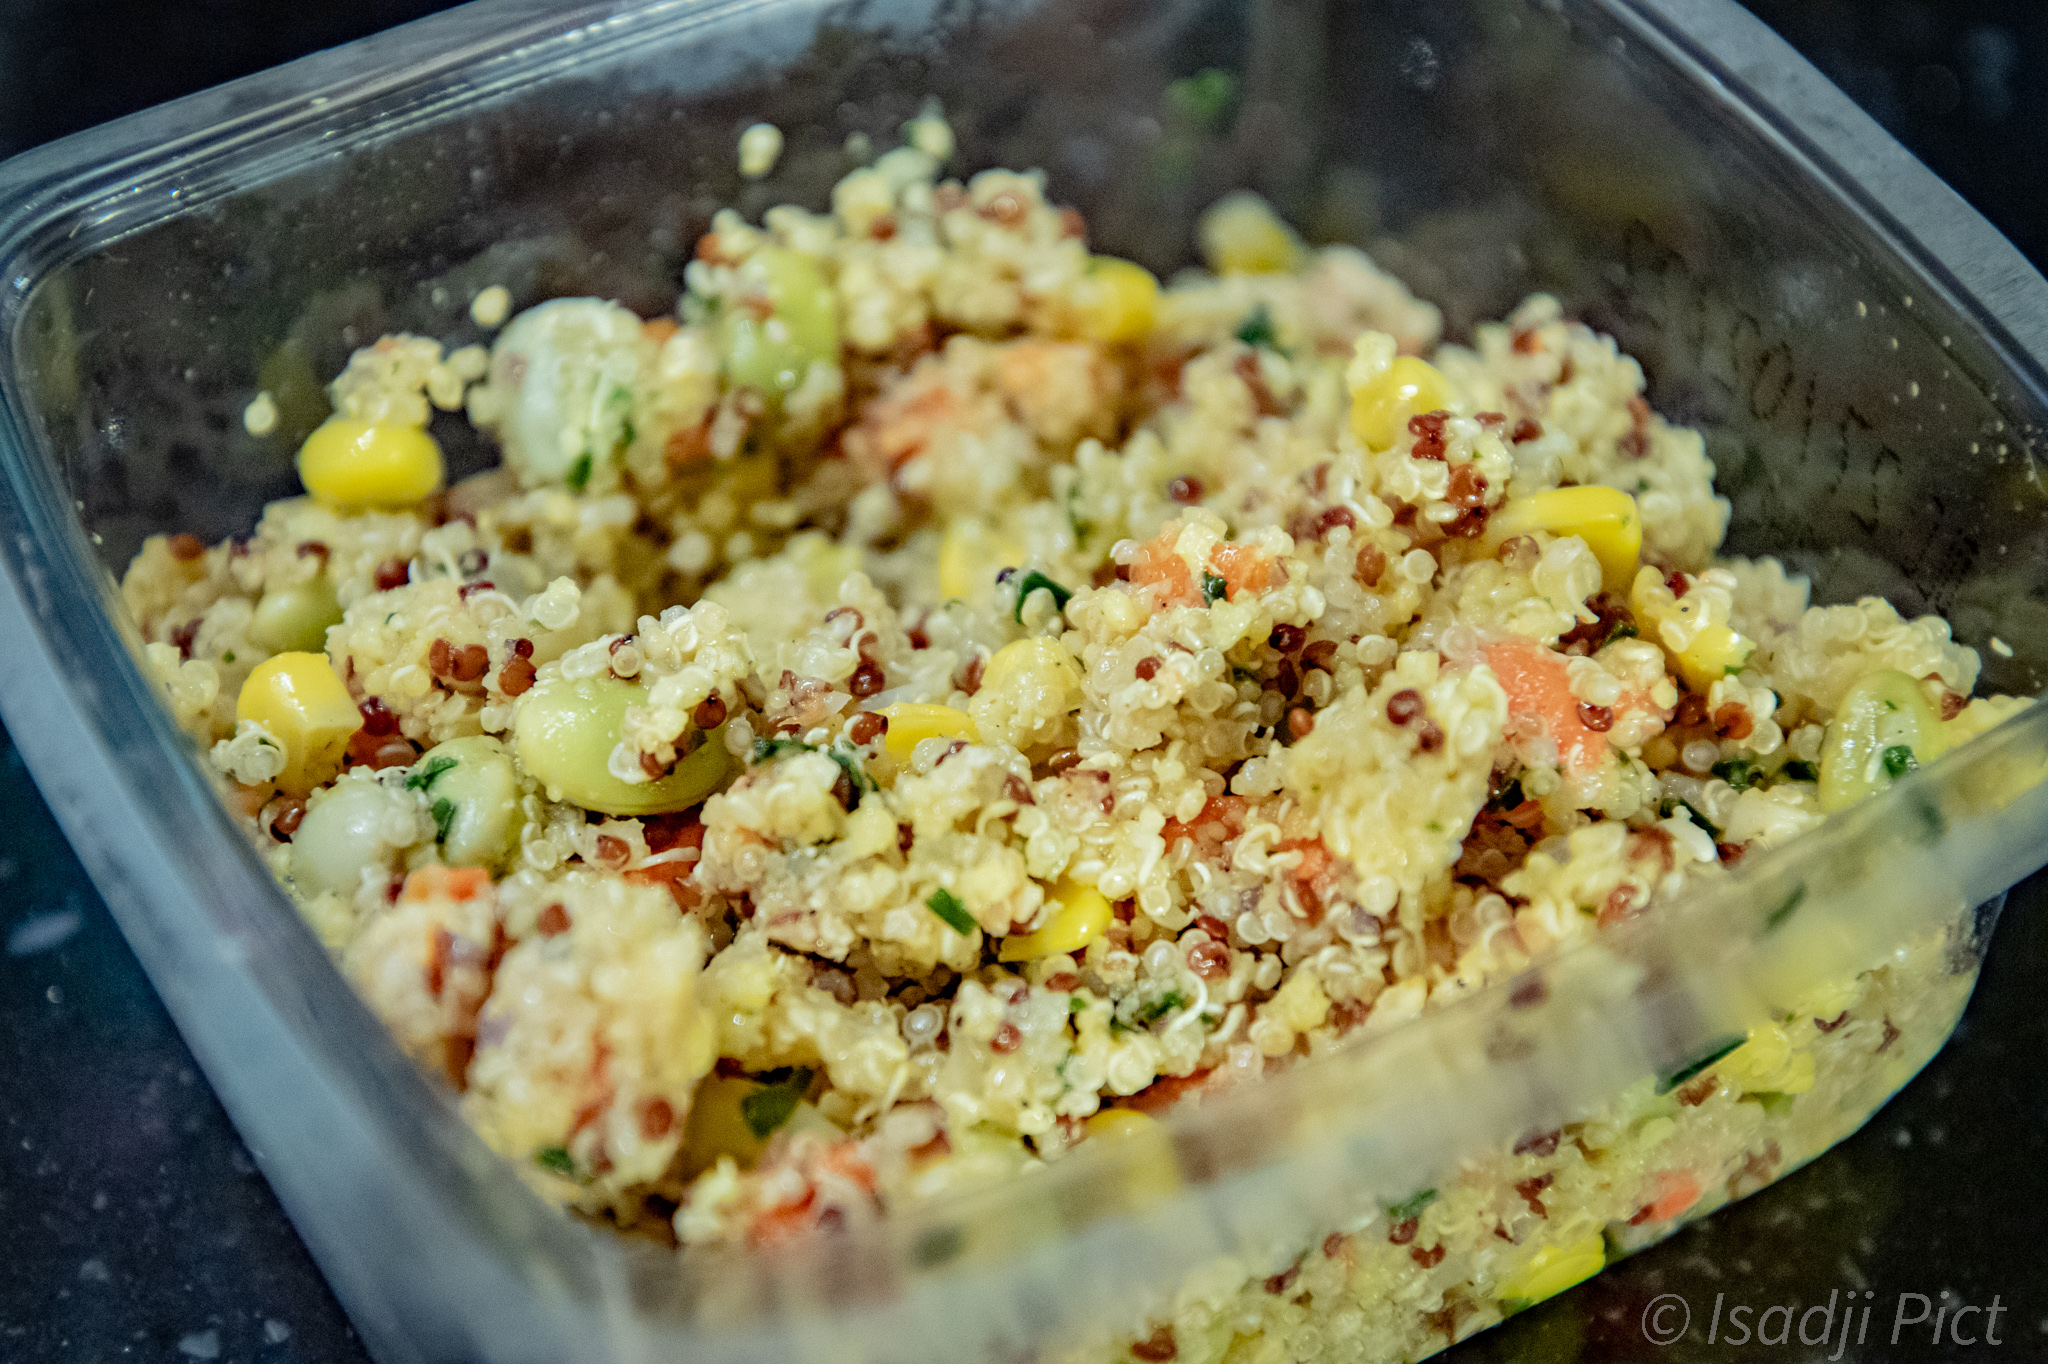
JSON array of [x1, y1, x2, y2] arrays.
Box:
[[2, 3, 2045, 1361]]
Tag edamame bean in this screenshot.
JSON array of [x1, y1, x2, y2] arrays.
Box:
[[409, 736, 522, 871], [291, 775, 412, 899], [718, 247, 839, 397], [512, 673, 732, 815], [249, 577, 343, 655]]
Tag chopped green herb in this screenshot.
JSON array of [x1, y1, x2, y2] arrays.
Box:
[[740, 1067, 814, 1139], [1012, 570, 1074, 622], [222, 651, 235, 663], [1710, 757, 1760, 791], [1387, 1187, 1439, 1222], [535, 1145, 574, 1176], [1605, 620, 1639, 644], [926, 888, 977, 936], [1235, 303, 1278, 351], [1066, 488, 1094, 544], [1764, 885, 1805, 931], [1133, 990, 1188, 1026], [430, 798, 456, 842], [1201, 572, 1228, 605], [607, 385, 635, 449], [751, 736, 815, 765], [1880, 744, 1919, 779], [824, 742, 876, 807], [406, 754, 459, 790], [1779, 759, 1819, 783], [1068, 996, 1088, 1015], [566, 453, 594, 492], [1657, 796, 1721, 841], [1656, 1035, 1746, 1094]]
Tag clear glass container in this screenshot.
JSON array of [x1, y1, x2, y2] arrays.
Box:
[[0, 1, 2042, 1361]]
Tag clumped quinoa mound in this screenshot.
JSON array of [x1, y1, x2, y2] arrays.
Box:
[[124, 112, 2023, 1362]]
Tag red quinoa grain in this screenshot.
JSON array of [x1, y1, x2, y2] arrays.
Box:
[[1355, 543, 1387, 587], [499, 657, 536, 697], [1386, 689, 1425, 726]]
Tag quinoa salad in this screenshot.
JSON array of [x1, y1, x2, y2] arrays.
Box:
[[121, 111, 2026, 1361]]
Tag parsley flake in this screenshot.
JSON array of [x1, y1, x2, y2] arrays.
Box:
[[1012, 570, 1074, 622], [739, 1067, 814, 1138], [926, 888, 977, 936], [1235, 303, 1278, 351], [1764, 885, 1806, 932], [1656, 1035, 1746, 1094], [406, 754, 458, 790], [1710, 757, 1760, 791]]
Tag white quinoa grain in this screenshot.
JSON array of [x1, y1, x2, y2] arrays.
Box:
[[738, 123, 784, 179], [469, 285, 511, 329], [241, 391, 279, 436]]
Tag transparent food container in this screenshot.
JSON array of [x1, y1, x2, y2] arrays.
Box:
[[0, 1, 2044, 1362]]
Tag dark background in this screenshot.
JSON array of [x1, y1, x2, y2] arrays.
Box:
[[0, 3, 2043, 1362]]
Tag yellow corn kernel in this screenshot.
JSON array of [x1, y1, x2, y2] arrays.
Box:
[[297, 418, 444, 509], [1350, 356, 1455, 451], [1818, 668, 1946, 813], [1942, 692, 2031, 749], [1083, 1109, 1157, 1142], [877, 703, 978, 763], [1489, 486, 1641, 594], [1715, 1021, 1815, 1095], [1198, 191, 1305, 275], [1498, 1230, 1606, 1306], [1066, 256, 1160, 343], [236, 652, 362, 794], [1000, 879, 1114, 961], [938, 519, 1024, 601], [982, 636, 1082, 695], [1083, 1107, 1180, 1205], [677, 1075, 770, 1177], [1629, 567, 1757, 693], [1677, 626, 1754, 692]]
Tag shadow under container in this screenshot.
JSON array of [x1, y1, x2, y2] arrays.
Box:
[[0, 0, 2045, 1361]]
